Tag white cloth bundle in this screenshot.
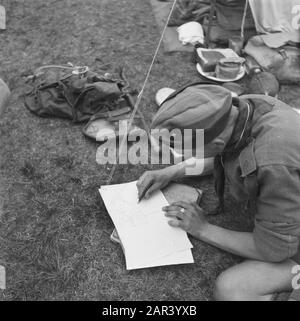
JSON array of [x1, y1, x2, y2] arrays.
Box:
[[177, 22, 204, 45]]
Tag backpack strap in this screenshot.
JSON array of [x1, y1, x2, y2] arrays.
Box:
[[88, 107, 132, 122], [240, 94, 279, 103]]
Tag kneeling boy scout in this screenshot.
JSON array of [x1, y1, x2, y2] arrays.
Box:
[[137, 84, 300, 301]]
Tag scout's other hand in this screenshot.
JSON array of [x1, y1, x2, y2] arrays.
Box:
[[137, 169, 172, 201], [163, 201, 208, 238]]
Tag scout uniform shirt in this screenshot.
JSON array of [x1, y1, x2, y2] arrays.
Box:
[[224, 97, 300, 263]]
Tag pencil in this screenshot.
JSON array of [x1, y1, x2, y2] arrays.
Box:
[[138, 182, 152, 203]]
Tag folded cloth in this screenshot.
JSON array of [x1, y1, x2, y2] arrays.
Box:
[[177, 21, 204, 45]]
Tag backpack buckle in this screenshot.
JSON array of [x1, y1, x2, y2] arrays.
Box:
[[72, 66, 89, 76]]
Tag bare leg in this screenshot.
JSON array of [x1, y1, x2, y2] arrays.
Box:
[[214, 259, 296, 301]]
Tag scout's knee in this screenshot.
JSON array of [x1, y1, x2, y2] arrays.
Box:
[[214, 271, 241, 301]]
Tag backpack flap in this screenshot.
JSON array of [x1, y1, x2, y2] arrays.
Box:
[[24, 80, 76, 120], [244, 33, 300, 84], [24, 70, 126, 122]]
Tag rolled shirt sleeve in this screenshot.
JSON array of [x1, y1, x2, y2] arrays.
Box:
[[254, 165, 300, 262]]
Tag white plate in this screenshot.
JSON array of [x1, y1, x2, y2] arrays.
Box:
[[196, 48, 246, 82]]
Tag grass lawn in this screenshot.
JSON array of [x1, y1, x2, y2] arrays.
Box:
[[0, 0, 299, 301]]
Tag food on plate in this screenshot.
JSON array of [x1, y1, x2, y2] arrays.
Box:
[[196, 49, 226, 72]]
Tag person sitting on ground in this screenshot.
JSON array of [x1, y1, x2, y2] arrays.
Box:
[[137, 84, 300, 301]]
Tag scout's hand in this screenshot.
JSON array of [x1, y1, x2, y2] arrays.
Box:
[[137, 169, 172, 201], [163, 201, 208, 238]]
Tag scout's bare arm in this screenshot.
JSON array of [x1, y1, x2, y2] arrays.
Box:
[[137, 157, 215, 200], [137, 160, 268, 261], [163, 202, 268, 262], [162, 166, 300, 263]]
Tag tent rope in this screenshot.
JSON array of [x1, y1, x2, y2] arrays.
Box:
[[105, 0, 178, 185], [241, 0, 249, 40]]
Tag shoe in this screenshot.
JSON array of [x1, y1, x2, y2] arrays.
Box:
[[155, 87, 175, 107]]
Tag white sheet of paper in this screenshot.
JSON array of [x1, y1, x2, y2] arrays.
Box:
[[100, 181, 194, 270], [125, 249, 194, 270]]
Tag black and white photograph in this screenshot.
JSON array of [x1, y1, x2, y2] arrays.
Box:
[[0, 0, 300, 306]]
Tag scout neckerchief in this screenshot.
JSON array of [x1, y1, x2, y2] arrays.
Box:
[[214, 98, 254, 213], [214, 95, 276, 213]]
